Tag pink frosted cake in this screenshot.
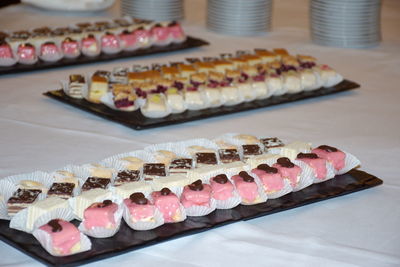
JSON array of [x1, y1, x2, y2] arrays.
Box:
[[83, 200, 118, 229], [39, 219, 81, 255], [312, 145, 346, 171], [118, 30, 138, 51], [151, 188, 181, 223], [17, 43, 37, 64], [61, 38, 80, 58], [101, 32, 120, 54], [232, 171, 260, 204], [273, 157, 302, 187], [124, 193, 156, 222], [181, 180, 212, 208], [133, 27, 151, 48], [81, 34, 100, 56], [151, 24, 171, 46], [40, 42, 62, 62], [210, 174, 235, 200], [251, 164, 284, 193], [296, 152, 328, 179], [168, 21, 186, 43]]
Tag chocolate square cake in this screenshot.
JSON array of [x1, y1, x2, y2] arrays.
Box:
[[143, 163, 166, 181], [169, 158, 193, 174], [81, 177, 111, 191], [114, 170, 140, 186], [7, 189, 42, 216], [242, 144, 262, 160], [47, 182, 75, 199], [218, 149, 241, 163], [260, 137, 284, 152], [195, 152, 218, 167]]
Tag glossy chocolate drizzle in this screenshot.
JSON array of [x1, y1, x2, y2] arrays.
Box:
[[98, 200, 113, 208], [239, 171, 254, 183], [297, 153, 319, 159], [318, 145, 338, 152], [130, 193, 148, 205], [214, 174, 228, 184], [161, 188, 171, 196], [257, 164, 278, 174], [277, 157, 295, 168], [48, 219, 62, 233], [189, 180, 204, 191]]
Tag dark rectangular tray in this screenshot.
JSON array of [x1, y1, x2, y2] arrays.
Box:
[[44, 79, 360, 130], [0, 169, 382, 266], [0, 36, 209, 76]]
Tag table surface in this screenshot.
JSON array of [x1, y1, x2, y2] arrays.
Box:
[[0, 0, 399, 266]]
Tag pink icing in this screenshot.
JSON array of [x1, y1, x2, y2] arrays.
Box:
[[17, 45, 36, 60], [169, 24, 185, 39], [0, 44, 13, 58], [232, 174, 259, 202], [151, 26, 170, 42], [40, 43, 60, 56], [251, 169, 284, 193], [101, 34, 120, 49], [119, 32, 137, 48], [210, 178, 234, 200], [133, 29, 150, 45], [62, 40, 80, 56], [180, 184, 212, 208], [296, 157, 327, 179], [123, 199, 155, 221], [39, 219, 80, 255], [272, 163, 301, 187], [312, 148, 345, 171], [83, 201, 118, 229], [81, 37, 99, 51], [151, 190, 180, 223]]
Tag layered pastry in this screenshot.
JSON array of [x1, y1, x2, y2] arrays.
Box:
[[312, 145, 346, 172], [204, 71, 224, 107], [18, 180, 48, 193], [17, 43, 37, 64], [38, 219, 81, 255], [151, 188, 182, 223], [245, 65, 269, 99], [220, 70, 241, 106], [296, 153, 328, 180], [61, 37, 80, 58], [112, 84, 136, 111], [232, 171, 261, 204], [316, 65, 343, 88], [260, 137, 285, 152], [143, 163, 166, 181], [180, 180, 212, 208], [124, 193, 156, 222], [166, 87, 186, 113], [88, 75, 108, 103], [111, 67, 129, 84], [81, 177, 111, 192], [272, 157, 302, 187], [39, 42, 63, 62], [169, 158, 193, 174], [218, 148, 241, 164], [251, 164, 284, 193], [0, 39, 15, 66], [210, 174, 235, 200], [195, 152, 218, 167], [114, 170, 140, 186], [53, 170, 80, 188], [242, 144, 263, 161], [47, 183, 75, 199], [7, 189, 42, 216], [83, 200, 118, 229], [67, 74, 85, 99]]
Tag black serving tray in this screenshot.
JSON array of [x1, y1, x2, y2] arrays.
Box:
[[0, 36, 209, 76], [44, 79, 360, 130], [0, 169, 382, 267]]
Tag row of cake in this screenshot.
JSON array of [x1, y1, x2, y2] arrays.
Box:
[[63, 48, 343, 117], [0, 17, 186, 66], [0, 134, 360, 256]]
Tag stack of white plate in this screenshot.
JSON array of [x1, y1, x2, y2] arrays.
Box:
[[310, 0, 381, 48], [207, 0, 272, 36], [121, 0, 184, 22]]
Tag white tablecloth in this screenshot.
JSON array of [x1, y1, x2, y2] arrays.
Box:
[[0, 0, 399, 266]]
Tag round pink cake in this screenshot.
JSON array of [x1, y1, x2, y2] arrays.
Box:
[[83, 200, 118, 229]]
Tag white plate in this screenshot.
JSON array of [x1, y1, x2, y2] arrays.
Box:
[[22, 0, 115, 11]]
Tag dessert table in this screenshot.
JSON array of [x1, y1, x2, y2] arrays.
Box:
[[0, 0, 399, 266]]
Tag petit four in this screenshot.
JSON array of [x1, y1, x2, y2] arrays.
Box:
[[17, 43, 37, 64], [180, 180, 212, 208], [61, 37, 80, 58], [47, 183, 75, 199], [81, 177, 111, 192], [273, 157, 302, 187], [114, 170, 140, 186], [312, 145, 346, 171], [143, 163, 167, 181], [251, 164, 284, 193], [195, 152, 218, 167], [124, 193, 156, 222], [83, 200, 118, 229], [232, 171, 260, 204], [26, 197, 69, 231], [151, 188, 182, 223], [113, 181, 152, 199], [39, 42, 63, 62], [260, 137, 284, 152], [210, 174, 235, 201], [88, 75, 108, 103], [218, 149, 241, 164], [81, 34, 100, 57], [169, 158, 193, 174], [67, 74, 85, 99], [280, 141, 312, 160], [7, 189, 42, 216], [72, 188, 112, 219], [296, 153, 328, 180], [242, 144, 263, 161], [151, 174, 189, 191]]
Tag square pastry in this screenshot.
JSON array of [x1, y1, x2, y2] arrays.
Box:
[[169, 158, 193, 174], [218, 149, 241, 163], [81, 177, 111, 192], [260, 137, 284, 152], [47, 183, 75, 199], [114, 170, 140, 186], [195, 152, 218, 167], [242, 144, 263, 160], [143, 163, 166, 181], [7, 189, 42, 216]]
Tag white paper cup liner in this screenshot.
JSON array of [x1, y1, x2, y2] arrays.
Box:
[[0, 57, 17, 67], [292, 160, 315, 192], [78, 200, 123, 238], [0, 179, 18, 220], [336, 151, 361, 175], [122, 204, 164, 231], [214, 190, 242, 209], [5, 171, 54, 192], [265, 179, 293, 199], [140, 94, 172, 118], [10, 205, 74, 233], [313, 161, 336, 184], [33, 228, 91, 257], [100, 92, 140, 112], [184, 198, 216, 217]]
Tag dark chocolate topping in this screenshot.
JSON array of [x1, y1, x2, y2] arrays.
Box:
[[130, 193, 148, 205], [218, 149, 240, 163], [277, 157, 295, 168], [168, 21, 178, 26], [239, 171, 254, 182], [195, 152, 218, 165], [318, 145, 338, 152], [170, 158, 192, 170], [242, 144, 262, 156], [98, 199, 113, 208], [297, 153, 319, 159], [48, 183, 75, 196], [8, 189, 42, 204], [82, 177, 111, 191], [116, 170, 140, 183], [161, 188, 171, 196], [43, 41, 56, 45], [188, 180, 204, 191], [257, 164, 278, 174], [213, 174, 228, 184], [48, 219, 62, 232], [143, 163, 166, 176]]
